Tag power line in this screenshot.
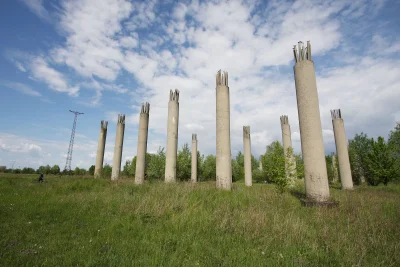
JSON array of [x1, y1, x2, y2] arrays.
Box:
[[64, 110, 84, 172]]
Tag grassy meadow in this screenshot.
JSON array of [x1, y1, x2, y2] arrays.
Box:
[[0, 174, 399, 266]]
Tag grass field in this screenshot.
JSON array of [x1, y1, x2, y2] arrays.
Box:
[[1, 174, 399, 266]]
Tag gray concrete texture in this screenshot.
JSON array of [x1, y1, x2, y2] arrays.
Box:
[[94, 120, 108, 178], [280, 115, 297, 181], [259, 155, 263, 171], [216, 70, 232, 190], [191, 134, 198, 183], [135, 102, 150, 184], [293, 41, 330, 202], [243, 126, 252, 187], [331, 109, 353, 189], [111, 114, 125, 181], [165, 89, 180, 183], [331, 152, 339, 183]]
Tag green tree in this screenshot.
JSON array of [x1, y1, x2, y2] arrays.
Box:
[[262, 141, 287, 192], [51, 165, 61, 175], [102, 164, 112, 178], [232, 151, 244, 182], [295, 154, 305, 179], [325, 155, 334, 183], [147, 147, 166, 181], [201, 155, 216, 181], [122, 160, 131, 176], [388, 123, 400, 179], [88, 165, 95, 175], [177, 143, 191, 181], [365, 137, 396, 186], [348, 133, 373, 184], [129, 156, 137, 177]]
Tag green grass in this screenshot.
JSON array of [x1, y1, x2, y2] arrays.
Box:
[[1, 174, 399, 266]]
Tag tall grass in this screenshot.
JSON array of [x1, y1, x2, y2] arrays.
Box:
[[0, 174, 399, 266]]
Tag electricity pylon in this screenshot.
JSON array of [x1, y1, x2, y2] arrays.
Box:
[[64, 110, 84, 172]]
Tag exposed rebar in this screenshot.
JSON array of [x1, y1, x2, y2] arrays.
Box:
[[140, 102, 150, 114], [293, 40, 312, 63], [243, 126, 250, 135], [117, 114, 126, 124], [169, 89, 180, 102], [280, 115, 289, 125], [192, 134, 197, 141], [330, 109, 342, 120], [101, 120, 108, 129], [216, 69, 229, 87]]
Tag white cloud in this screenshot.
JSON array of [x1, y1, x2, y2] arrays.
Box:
[[3, 82, 41, 97], [30, 57, 79, 96], [19, 0, 51, 22]]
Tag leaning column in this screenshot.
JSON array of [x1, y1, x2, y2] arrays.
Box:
[[135, 102, 150, 184], [191, 134, 198, 183], [111, 114, 125, 181], [243, 126, 252, 187], [94, 120, 108, 178], [293, 41, 330, 202], [216, 70, 232, 190], [331, 109, 353, 189], [165, 89, 180, 183], [280, 115, 297, 183]]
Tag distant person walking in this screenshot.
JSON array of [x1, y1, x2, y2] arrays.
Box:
[[38, 173, 44, 183]]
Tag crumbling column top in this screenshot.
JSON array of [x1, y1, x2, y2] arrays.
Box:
[[330, 109, 342, 119], [192, 133, 197, 141], [169, 89, 180, 102], [140, 102, 150, 114], [216, 69, 229, 87], [293, 40, 312, 63], [117, 114, 126, 124], [280, 115, 289, 125], [101, 120, 108, 129]]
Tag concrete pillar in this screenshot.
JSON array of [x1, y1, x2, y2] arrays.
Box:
[[293, 41, 330, 202], [165, 89, 179, 183], [259, 155, 263, 171], [243, 126, 252, 187], [135, 102, 150, 184], [94, 120, 108, 178], [331, 109, 353, 189], [331, 152, 339, 183], [280, 115, 297, 182], [111, 114, 125, 181], [216, 70, 232, 190], [191, 134, 197, 183]]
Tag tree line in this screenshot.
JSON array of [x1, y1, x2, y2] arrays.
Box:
[[2, 123, 398, 187]]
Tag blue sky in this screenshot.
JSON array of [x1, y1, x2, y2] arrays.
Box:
[[0, 0, 399, 170]]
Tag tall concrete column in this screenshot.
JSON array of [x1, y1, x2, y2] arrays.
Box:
[[293, 41, 330, 202], [111, 114, 125, 181], [191, 134, 197, 183], [259, 155, 263, 171], [94, 120, 108, 178], [331, 109, 353, 189], [165, 89, 180, 183], [280, 115, 297, 182], [243, 126, 252, 187], [216, 70, 232, 190], [135, 102, 150, 184], [331, 152, 339, 183]]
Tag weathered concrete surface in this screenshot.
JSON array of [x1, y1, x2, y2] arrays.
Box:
[[331, 109, 353, 189], [111, 114, 125, 181], [243, 126, 252, 187], [135, 102, 150, 184], [280, 115, 297, 182], [259, 155, 263, 171], [165, 89, 180, 183], [94, 120, 108, 178], [191, 134, 197, 183], [293, 41, 330, 202], [331, 152, 339, 183], [216, 70, 232, 190]]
